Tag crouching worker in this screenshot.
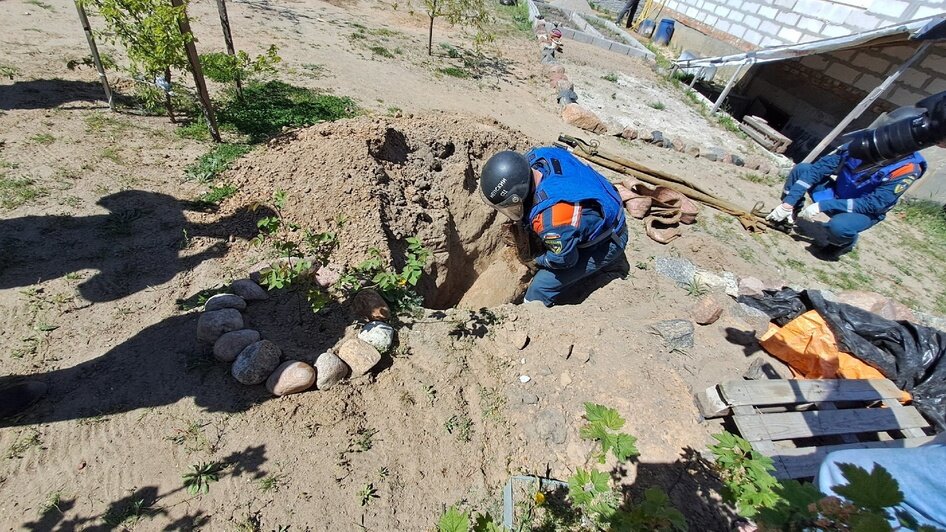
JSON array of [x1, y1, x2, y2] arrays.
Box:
[[767, 108, 929, 258], [479, 148, 628, 306]]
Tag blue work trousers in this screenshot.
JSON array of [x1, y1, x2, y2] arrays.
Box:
[[818, 444, 946, 529], [524, 226, 628, 307], [783, 164, 880, 247]]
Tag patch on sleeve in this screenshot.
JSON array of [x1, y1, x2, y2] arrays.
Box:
[[894, 177, 915, 196], [543, 233, 563, 254]]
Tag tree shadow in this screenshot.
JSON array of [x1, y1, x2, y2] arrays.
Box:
[[0, 190, 269, 302], [0, 79, 112, 111]]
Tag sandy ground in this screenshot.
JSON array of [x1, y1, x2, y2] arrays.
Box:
[[0, 0, 944, 529]]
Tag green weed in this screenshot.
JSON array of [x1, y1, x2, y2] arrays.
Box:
[[100, 147, 122, 164], [0, 64, 19, 79], [784, 257, 806, 270], [185, 143, 251, 183], [739, 172, 781, 186], [38, 490, 63, 517], [182, 461, 224, 495], [685, 278, 707, 297], [176, 121, 210, 141], [439, 66, 470, 78], [894, 199, 946, 244], [30, 133, 55, 145], [0, 176, 45, 208], [369, 45, 395, 58], [647, 101, 666, 110], [258, 473, 285, 493], [359, 483, 379, 506], [716, 114, 743, 135], [351, 427, 378, 452], [167, 420, 211, 453], [103, 497, 156, 528], [602, 72, 618, 82], [84, 113, 129, 133], [217, 80, 357, 141], [196, 184, 238, 205], [444, 414, 473, 442]]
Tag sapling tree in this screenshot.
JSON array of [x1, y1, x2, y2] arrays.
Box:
[[81, 0, 191, 120], [422, 0, 493, 55]]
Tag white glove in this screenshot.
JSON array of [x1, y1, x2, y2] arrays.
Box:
[[766, 203, 794, 223], [799, 202, 821, 221]]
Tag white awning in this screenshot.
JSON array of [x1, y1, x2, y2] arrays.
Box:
[[674, 16, 945, 69]]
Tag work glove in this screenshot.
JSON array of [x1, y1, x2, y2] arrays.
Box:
[[799, 202, 821, 221], [766, 203, 794, 224]]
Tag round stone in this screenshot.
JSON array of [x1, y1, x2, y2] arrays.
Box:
[[232, 340, 282, 385], [358, 321, 395, 353], [213, 329, 261, 362], [266, 361, 316, 396], [204, 293, 247, 312], [197, 308, 244, 344]]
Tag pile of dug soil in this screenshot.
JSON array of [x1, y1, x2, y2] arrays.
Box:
[[222, 113, 534, 309]]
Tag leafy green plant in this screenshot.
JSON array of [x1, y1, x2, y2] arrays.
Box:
[[437, 506, 503, 532], [195, 184, 238, 206], [579, 403, 639, 464], [216, 80, 357, 141], [684, 278, 707, 297], [0, 64, 19, 80], [423, 0, 493, 55], [337, 237, 430, 312], [602, 72, 618, 82], [708, 431, 781, 517], [439, 66, 469, 78], [359, 483, 379, 506], [182, 461, 223, 495], [199, 45, 281, 84], [185, 143, 251, 183], [647, 101, 666, 110], [444, 414, 473, 442]]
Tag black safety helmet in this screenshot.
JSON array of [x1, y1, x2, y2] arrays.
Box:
[[479, 151, 533, 221]]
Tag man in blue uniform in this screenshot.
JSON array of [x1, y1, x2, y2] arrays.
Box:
[[479, 148, 628, 307], [767, 108, 929, 258]]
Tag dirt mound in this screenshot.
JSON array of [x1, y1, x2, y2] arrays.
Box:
[[222, 113, 533, 308]]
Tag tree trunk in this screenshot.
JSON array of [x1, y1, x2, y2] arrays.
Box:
[[163, 67, 176, 123], [215, 0, 242, 98], [428, 15, 435, 56], [171, 0, 222, 142], [74, 1, 115, 111]]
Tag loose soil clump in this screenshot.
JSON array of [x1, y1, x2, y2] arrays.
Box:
[[222, 113, 533, 308]]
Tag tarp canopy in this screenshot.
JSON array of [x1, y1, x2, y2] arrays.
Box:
[[674, 16, 945, 69]]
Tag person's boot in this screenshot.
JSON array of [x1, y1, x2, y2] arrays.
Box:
[[813, 241, 855, 261], [0, 381, 47, 418]]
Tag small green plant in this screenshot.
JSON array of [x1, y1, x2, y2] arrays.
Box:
[[444, 414, 473, 442], [6, 429, 41, 459], [30, 133, 55, 145], [647, 101, 666, 110], [185, 143, 252, 183], [602, 72, 618, 82], [196, 184, 238, 206], [182, 461, 224, 495], [199, 45, 281, 84], [258, 473, 285, 493], [0, 64, 20, 79], [168, 420, 211, 453], [351, 427, 378, 452], [337, 237, 431, 312], [685, 278, 707, 297], [66, 53, 117, 71], [176, 120, 210, 140], [359, 483, 379, 507], [38, 490, 63, 517], [709, 431, 781, 517], [439, 66, 469, 78], [103, 497, 156, 528], [635, 261, 649, 270], [437, 506, 502, 531], [717, 114, 744, 135], [579, 403, 639, 464], [369, 45, 395, 58]]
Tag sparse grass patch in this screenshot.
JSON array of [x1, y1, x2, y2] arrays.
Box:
[[7, 429, 41, 459], [647, 101, 666, 110], [84, 113, 131, 134], [258, 473, 286, 493], [0, 176, 45, 208], [350, 427, 378, 452], [445, 413, 473, 442], [439, 66, 470, 78], [185, 143, 251, 183], [369, 45, 395, 58], [301, 63, 327, 78], [103, 497, 157, 528], [100, 147, 123, 164], [38, 490, 64, 517], [716, 114, 746, 138], [738, 172, 781, 186], [175, 120, 210, 141], [196, 184, 238, 206], [685, 278, 707, 297], [784, 257, 806, 271], [479, 387, 505, 422], [894, 199, 946, 244], [497, 1, 532, 33], [602, 72, 618, 82], [30, 133, 55, 145], [737, 246, 757, 264]]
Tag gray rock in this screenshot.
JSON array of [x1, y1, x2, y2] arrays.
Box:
[[694, 270, 739, 296], [204, 293, 247, 312], [915, 311, 946, 332], [197, 308, 244, 344], [738, 276, 766, 297], [266, 361, 316, 396], [337, 338, 381, 377], [654, 256, 696, 286], [526, 409, 567, 445], [315, 352, 350, 390], [702, 147, 725, 162], [231, 279, 268, 301], [650, 130, 665, 146], [232, 340, 282, 385], [733, 303, 772, 336], [722, 272, 740, 297], [651, 319, 695, 349], [557, 87, 579, 105], [358, 321, 395, 353], [213, 329, 261, 362]]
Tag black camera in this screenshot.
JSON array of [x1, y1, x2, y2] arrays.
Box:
[[846, 89, 946, 164]]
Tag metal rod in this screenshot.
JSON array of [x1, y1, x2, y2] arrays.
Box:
[[710, 62, 744, 114], [74, 1, 114, 111], [801, 41, 932, 163]]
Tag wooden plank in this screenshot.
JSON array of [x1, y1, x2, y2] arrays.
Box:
[[720, 379, 903, 407], [734, 405, 790, 479], [733, 405, 929, 442], [760, 436, 938, 479], [882, 399, 928, 438], [739, 123, 778, 150], [817, 402, 859, 444], [744, 116, 791, 143]]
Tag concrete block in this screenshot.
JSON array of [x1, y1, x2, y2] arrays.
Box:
[[760, 35, 782, 46], [591, 36, 611, 49], [921, 51, 946, 72], [743, 14, 761, 26], [851, 51, 892, 76], [867, 0, 908, 19], [844, 10, 882, 31], [832, 49, 856, 62], [743, 28, 763, 44], [729, 25, 748, 39], [826, 62, 860, 84], [717, 6, 730, 17], [913, 6, 946, 19], [704, 14, 719, 25], [729, 12, 744, 22], [759, 20, 780, 35], [800, 54, 829, 70], [926, 77, 946, 95], [821, 24, 852, 38], [900, 69, 931, 90], [609, 42, 631, 54], [797, 16, 824, 34], [572, 31, 593, 44], [773, 0, 795, 8], [686, 5, 699, 17], [778, 26, 802, 42], [775, 11, 800, 25], [757, 5, 777, 18], [717, 20, 732, 33], [854, 73, 882, 92], [888, 86, 927, 107]]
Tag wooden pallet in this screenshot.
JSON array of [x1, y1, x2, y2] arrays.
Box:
[[740, 115, 792, 154], [699, 379, 934, 479]]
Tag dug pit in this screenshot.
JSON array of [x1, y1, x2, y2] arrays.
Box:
[[221, 113, 534, 309]]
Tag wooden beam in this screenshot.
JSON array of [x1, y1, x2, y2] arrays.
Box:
[[719, 379, 904, 407], [733, 405, 929, 442], [801, 41, 932, 164], [215, 0, 242, 96], [74, 1, 114, 111], [171, 0, 221, 142]]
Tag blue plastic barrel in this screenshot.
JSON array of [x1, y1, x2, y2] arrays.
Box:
[[638, 19, 656, 38], [653, 18, 675, 45]]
